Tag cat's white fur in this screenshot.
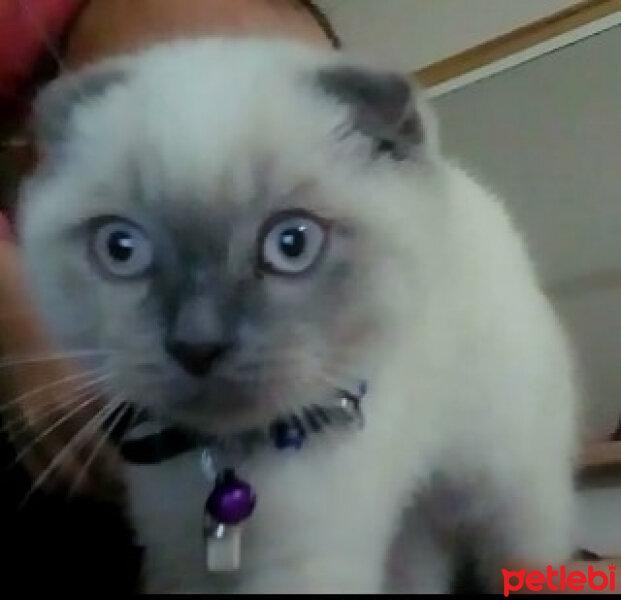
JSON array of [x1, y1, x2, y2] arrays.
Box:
[[18, 38, 578, 593]]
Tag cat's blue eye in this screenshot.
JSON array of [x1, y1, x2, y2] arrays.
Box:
[[90, 219, 154, 279], [258, 210, 328, 276]]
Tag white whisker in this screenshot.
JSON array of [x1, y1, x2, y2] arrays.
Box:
[[11, 389, 104, 468], [2, 367, 114, 431], [0, 368, 109, 412], [1, 387, 99, 436], [19, 399, 122, 508], [68, 399, 130, 496], [0, 349, 111, 370]]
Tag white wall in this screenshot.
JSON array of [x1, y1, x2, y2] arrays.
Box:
[[317, 0, 580, 71]]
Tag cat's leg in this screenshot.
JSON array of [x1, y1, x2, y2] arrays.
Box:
[[385, 506, 454, 594], [469, 451, 575, 593], [235, 436, 422, 594]]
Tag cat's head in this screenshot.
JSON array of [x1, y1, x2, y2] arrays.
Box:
[[18, 38, 445, 435]]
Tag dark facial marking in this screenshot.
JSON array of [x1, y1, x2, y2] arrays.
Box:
[[316, 66, 425, 160], [35, 64, 128, 147]]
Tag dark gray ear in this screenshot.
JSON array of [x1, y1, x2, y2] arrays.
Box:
[[316, 66, 429, 161], [33, 61, 128, 148]]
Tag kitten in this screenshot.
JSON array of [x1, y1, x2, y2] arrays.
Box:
[[17, 37, 578, 593]]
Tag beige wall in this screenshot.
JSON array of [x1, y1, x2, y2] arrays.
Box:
[[317, 0, 579, 70]]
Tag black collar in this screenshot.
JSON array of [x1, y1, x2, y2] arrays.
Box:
[[104, 382, 367, 466], [103, 405, 198, 464]]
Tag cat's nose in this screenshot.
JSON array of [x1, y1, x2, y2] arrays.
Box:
[[165, 340, 229, 377]]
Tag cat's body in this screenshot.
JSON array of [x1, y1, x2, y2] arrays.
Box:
[[18, 38, 577, 593]]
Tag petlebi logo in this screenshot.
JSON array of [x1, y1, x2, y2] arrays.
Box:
[[502, 564, 616, 595]]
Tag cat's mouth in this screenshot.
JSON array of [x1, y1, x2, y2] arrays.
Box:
[[121, 359, 296, 433], [161, 375, 347, 436], [106, 380, 367, 464], [120, 352, 364, 437]]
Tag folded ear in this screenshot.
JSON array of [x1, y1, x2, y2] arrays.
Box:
[[32, 60, 128, 150], [315, 65, 437, 161]]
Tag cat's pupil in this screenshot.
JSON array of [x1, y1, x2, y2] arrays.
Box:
[[108, 231, 134, 262], [279, 227, 306, 258]]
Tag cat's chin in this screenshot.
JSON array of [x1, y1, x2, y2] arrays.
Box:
[[160, 379, 314, 437], [166, 405, 279, 438]]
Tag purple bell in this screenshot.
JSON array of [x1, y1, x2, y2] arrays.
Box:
[[205, 469, 256, 525]]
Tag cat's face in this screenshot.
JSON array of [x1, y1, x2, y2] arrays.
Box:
[[18, 39, 442, 434]]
